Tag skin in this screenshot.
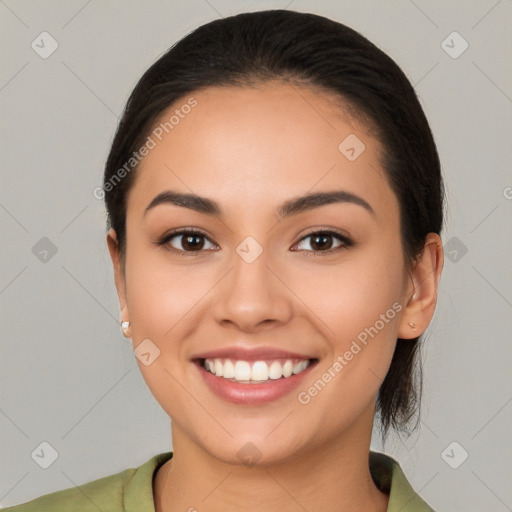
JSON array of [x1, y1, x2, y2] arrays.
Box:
[[107, 82, 443, 512]]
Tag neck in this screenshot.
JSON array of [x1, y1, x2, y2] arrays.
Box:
[[154, 408, 389, 512]]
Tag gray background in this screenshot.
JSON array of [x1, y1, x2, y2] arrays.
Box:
[[1, 0, 511, 510]]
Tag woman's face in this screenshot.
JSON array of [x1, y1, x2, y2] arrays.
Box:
[[110, 83, 417, 465]]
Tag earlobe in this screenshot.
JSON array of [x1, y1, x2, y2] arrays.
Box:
[[398, 233, 444, 339]]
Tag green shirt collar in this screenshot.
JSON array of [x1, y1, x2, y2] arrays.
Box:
[[369, 451, 435, 511]]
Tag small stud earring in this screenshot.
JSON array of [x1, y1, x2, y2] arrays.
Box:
[[121, 320, 131, 338], [408, 321, 416, 329]]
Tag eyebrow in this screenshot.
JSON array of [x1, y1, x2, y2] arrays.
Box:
[[144, 188, 375, 219]]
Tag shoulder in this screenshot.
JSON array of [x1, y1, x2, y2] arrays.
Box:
[[2, 452, 173, 512], [2, 469, 130, 512], [369, 451, 436, 512]]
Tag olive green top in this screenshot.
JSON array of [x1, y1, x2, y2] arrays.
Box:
[[2, 450, 435, 511]]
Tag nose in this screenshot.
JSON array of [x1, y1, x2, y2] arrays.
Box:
[[212, 248, 293, 333]]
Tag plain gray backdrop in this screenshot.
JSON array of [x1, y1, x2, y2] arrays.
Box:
[[1, 0, 511, 510]]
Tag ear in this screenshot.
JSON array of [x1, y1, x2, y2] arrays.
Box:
[[106, 228, 129, 325], [398, 233, 444, 339]]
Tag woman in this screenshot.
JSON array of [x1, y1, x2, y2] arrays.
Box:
[[5, 9, 444, 511]]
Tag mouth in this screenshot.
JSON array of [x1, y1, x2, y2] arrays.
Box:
[[191, 350, 319, 404]]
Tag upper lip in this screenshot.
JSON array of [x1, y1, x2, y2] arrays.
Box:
[[191, 346, 315, 361]]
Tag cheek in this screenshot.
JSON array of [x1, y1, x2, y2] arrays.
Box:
[[123, 247, 208, 416], [290, 249, 405, 427], [124, 242, 213, 343], [286, 243, 405, 349]]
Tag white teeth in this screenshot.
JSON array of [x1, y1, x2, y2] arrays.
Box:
[[268, 361, 282, 379], [282, 360, 293, 378], [293, 360, 309, 374], [223, 359, 235, 378], [251, 361, 269, 381], [234, 360, 251, 381], [203, 358, 312, 383], [214, 359, 223, 377]]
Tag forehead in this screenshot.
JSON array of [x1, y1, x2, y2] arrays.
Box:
[[127, 83, 397, 224]]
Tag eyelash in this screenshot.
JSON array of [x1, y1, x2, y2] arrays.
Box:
[[156, 228, 354, 257]]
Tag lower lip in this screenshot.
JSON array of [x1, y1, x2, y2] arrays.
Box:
[[195, 360, 317, 405]]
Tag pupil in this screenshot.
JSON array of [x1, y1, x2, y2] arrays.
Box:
[[312, 234, 331, 251], [184, 234, 203, 250]]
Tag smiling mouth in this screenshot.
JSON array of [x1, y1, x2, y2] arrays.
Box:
[[197, 357, 317, 384]]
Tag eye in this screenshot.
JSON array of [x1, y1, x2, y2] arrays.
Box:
[[157, 228, 353, 256], [293, 229, 353, 254], [158, 229, 217, 254]]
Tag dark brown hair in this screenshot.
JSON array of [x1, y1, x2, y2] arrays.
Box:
[[103, 9, 444, 439]]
